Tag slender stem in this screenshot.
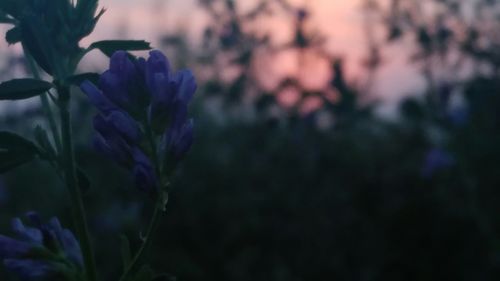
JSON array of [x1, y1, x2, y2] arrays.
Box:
[[119, 124, 165, 281], [119, 198, 164, 281], [58, 85, 97, 281], [22, 45, 62, 153]]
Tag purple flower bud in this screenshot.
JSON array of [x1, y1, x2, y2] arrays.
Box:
[[0, 235, 32, 259], [162, 118, 194, 161], [4, 259, 55, 280], [98, 51, 149, 113], [93, 131, 133, 167], [147, 56, 196, 134], [421, 148, 454, 178], [11, 218, 43, 244], [146, 50, 171, 91], [174, 70, 197, 105], [80, 80, 119, 115], [0, 214, 83, 279], [84, 50, 196, 192], [132, 148, 157, 192], [103, 111, 141, 143]]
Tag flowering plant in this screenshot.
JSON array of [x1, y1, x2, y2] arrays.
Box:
[[0, 1, 196, 280]]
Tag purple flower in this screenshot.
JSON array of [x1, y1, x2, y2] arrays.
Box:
[[421, 148, 455, 178], [81, 50, 196, 192], [98, 51, 149, 113], [146, 51, 196, 133], [161, 103, 193, 161], [0, 213, 83, 280]]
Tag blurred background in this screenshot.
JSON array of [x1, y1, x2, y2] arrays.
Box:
[[2, 0, 500, 280]]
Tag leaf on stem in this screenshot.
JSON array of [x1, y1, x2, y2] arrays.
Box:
[[88, 40, 152, 57], [0, 78, 53, 100], [0, 131, 40, 173], [20, 18, 55, 75], [66, 73, 100, 86]]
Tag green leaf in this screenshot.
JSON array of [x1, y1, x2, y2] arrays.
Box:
[[0, 79, 53, 101], [0, 131, 40, 173], [20, 17, 55, 75], [89, 40, 151, 57], [66, 73, 100, 86], [120, 235, 132, 271]]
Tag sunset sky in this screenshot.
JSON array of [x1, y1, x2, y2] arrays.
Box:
[[0, 0, 425, 113], [95, 0, 424, 109]]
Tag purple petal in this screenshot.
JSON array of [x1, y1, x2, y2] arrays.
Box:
[[109, 51, 135, 76], [106, 111, 141, 143], [26, 212, 42, 228], [146, 50, 171, 91], [80, 80, 119, 114], [11, 218, 42, 244], [59, 229, 83, 269], [174, 70, 197, 104], [162, 118, 194, 161], [93, 131, 133, 167], [0, 235, 32, 259], [175, 119, 194, 159], [99, 71, 130, 109], [4, 259, 54, 279], [131, 148, 157, 192]]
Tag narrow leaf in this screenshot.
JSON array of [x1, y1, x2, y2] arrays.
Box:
[[0, 79, 53, 100], [20, 18, 54, 75], [0, 151, 35, 173], [0, 131, 40, 173], [89, 40, 151, 57], [66, 73, 100, 86]]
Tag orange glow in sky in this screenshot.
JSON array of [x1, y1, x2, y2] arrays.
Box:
[[87, 0, 423, 108], [0, 0, 424, 113]]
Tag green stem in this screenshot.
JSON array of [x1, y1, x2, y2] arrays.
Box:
[[22, 45, 62, 153], [119, 123, 165, 281], [58, 85, 97, 281], [119, 198, 164, 281]]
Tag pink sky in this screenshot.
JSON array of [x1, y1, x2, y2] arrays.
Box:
[[0, 0, 425, 114], [88, 0, 424, 110]]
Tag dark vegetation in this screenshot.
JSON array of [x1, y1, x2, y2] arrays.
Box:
[[1, 0, 500, 280]]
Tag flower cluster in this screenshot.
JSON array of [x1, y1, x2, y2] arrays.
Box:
[[81, 50, 196, 193], [0, 213, 83, 280]]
